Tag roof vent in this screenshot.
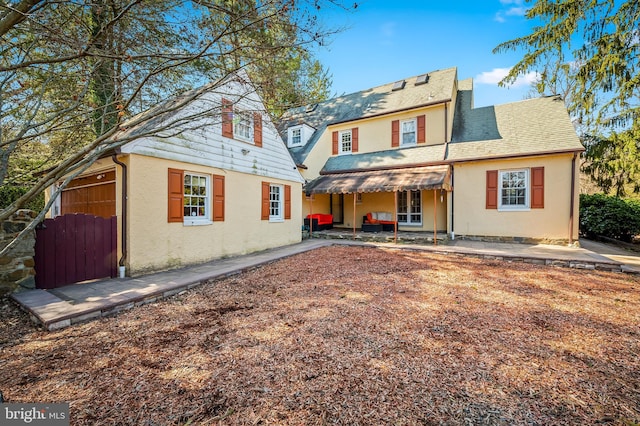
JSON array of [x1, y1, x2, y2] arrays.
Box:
[[415, 74, 429, 85], [305, 103, 317, 113], [391, 80, 406, 91]]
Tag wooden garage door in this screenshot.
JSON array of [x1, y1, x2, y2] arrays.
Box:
[[61, 170, 116, 218]]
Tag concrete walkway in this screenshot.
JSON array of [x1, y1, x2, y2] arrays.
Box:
[[11, 238, 639, 330]]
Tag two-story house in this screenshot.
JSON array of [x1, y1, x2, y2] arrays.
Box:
[[280, 67, 584, 244], [40, 71, 303, 288]]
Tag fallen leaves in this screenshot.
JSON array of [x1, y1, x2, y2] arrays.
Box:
[[1, 245, 639, 425]]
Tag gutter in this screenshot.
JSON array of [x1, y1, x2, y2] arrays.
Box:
[[111, 152, 128, 277], [320, 147, 584, 175]]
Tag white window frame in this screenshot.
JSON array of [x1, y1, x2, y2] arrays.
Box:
[[498, 169, 530, 211], [288, 126, 303, 147], [269, 184, 284, 222], [401, 118, 417, 145], [234, 109, 253, 142], [339, 129, 352, 155], [397, 190, 422, 225], [183, 172, 211, 225]]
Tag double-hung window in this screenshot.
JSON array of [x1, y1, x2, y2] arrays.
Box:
[[499, 169, 529, 210], [269, 184, 283, 221], [290, 127, 302, 146], [183, 173, 210, 222], [401, 119, 417, 145], [234, 110, 253, 142], [168, 169, 224, 224], [339, 130, 352, 154]]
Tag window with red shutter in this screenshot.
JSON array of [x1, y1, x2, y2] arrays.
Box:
[[253, 112, 262, 147], [531, 167, 544, 209], [352, 128, 359, 153], [391, 120, 399, 147], [168, 168, 184, 222], [221, 98, 233, 138], [486, 170, 498, 209], [212, 174, 225, 221], [417, 115, 426, 143], [284, 185, 291, 219], [261, 181, 270, 220], [332, 131, 339, 155]]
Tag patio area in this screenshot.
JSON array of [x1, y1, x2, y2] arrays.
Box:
[[307, 227, 449, 245]]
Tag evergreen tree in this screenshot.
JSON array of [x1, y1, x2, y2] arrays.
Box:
[[495, 0, 640, 195]]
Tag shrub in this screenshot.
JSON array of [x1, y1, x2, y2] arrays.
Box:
[[0, 185, 44, 212], [579, 193, 640, 242]]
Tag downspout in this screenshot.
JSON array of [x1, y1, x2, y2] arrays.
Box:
[[450, 166, 455, 240], [112, 153, 127, 277], [569, 153, 577, 245]]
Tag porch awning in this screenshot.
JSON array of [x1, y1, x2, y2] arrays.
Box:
[[304, 165, 452, 195]]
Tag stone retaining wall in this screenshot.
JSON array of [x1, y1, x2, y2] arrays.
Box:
[[0, 210, 37, 296]]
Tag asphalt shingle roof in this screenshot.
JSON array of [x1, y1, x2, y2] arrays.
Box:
[[448, 80, 584, 161], [322, 144, 446, 173], [284, 71, 583, 176], [280, 67, 458, 165]]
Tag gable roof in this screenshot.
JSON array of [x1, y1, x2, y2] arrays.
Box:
[[117, 71, 304, 183], [280, 67, 458, 165], [448, 79, 584, 161]]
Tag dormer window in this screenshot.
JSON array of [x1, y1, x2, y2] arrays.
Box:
[[287, 124, 314, 148], [290, 127, 302, 146]]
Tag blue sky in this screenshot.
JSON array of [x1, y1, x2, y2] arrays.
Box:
[[314, 0, 539, 108]]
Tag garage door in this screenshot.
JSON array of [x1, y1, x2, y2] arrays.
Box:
[[61, 170, 116, 218]]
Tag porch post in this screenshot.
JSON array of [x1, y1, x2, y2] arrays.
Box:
[[433, 189, 437, 245], [394, 190, 398, 244], [353, 192, 357, 240], [309, 195, 313, 238]]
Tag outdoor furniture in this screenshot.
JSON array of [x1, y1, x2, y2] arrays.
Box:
[[304, 213, 333, 231], [364, 212, 396, 231], [361, 223, 383, 233]]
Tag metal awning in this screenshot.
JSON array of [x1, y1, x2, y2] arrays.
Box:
[[304, 165, 452, 195]]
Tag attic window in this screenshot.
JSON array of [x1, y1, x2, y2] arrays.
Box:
[[392, 80, 406, 91], [305, 104, 317, 113], [415, 74, 429, 85], [288, 125, 303, 147]]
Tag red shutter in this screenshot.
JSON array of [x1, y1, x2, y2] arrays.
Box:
[[253, 112, 262, 147], [284, 184, 291, 219], [531, 167, 544, 209], [212, 174, 225, 221], [221, 98, 233, 138], [261, 181, 270, 220], [168, 168, 184, 222], [391, 120, 399, 147], [486, 170, 498, 209], [352, 128, 359, 153], [332, 131, 338, 155], [417, 115, 426, 143]]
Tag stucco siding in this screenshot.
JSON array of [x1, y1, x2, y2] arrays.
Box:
[[301, 103, 448, 179], [452, 154, 579, 241], [126, 154, 302, 275]]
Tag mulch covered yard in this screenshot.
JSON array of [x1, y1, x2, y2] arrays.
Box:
[[1, 245, 639, 425]]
